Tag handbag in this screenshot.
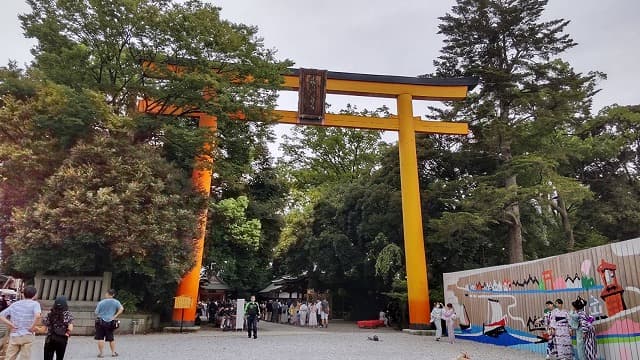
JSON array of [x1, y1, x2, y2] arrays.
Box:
[[111, 319, 121, 330]]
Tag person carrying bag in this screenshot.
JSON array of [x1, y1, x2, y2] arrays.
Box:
[[42, 296, 74, 360]]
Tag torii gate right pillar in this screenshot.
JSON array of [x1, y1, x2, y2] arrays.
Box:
[[397, 93, 430, 328]]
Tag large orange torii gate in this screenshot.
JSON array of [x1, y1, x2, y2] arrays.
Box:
[[139, 67, 477, 328]]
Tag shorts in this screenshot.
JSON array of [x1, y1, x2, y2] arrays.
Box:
[[94, 319, 115, 342], [321, 312, 329, 320]]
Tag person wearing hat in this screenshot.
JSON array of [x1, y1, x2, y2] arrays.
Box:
[[0, 285, 42, 360], [42, 296, 74, 360], [570, 296, 597, 360]]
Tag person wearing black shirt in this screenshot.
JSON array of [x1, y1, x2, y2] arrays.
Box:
[[244, 296, 261, 339]]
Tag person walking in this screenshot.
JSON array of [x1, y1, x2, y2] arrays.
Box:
[[42, 296, 74, 360], [0, 285, 42, 360], [441, 303, 457, 344], [430, 302, 444, 341], [94, 289, 124, 358], [244, 295, 260, 339]]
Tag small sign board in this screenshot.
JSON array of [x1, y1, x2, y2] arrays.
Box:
[[174, 295, 192, 309], [298, 68, 327, 124]]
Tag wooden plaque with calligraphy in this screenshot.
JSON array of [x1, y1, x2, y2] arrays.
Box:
[[297, 68, 327, 124]]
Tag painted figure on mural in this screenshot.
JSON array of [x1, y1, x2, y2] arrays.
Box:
[[549, 298, 573, 360], [570, 297, 597, 360], [442, 303, 457, 344]]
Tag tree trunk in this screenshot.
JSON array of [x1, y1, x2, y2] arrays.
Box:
[[554, 195, 575, 251], [502, 135, 524, 264], [505, 173, 524, 263]]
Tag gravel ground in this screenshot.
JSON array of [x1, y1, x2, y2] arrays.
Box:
[[29, 321, 544, 360]]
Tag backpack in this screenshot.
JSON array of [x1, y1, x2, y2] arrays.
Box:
[[321, 300, 329, 312], [246, 302, 259, 316], [52, 322, 68, 337]]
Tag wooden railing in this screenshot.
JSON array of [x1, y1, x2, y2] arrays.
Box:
[[34, 272, 111, 306]]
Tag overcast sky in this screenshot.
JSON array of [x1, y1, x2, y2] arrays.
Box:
[[2, 1, 639, 154]]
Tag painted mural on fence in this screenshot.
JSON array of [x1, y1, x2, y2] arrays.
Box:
[[443, 237, 640, 360]]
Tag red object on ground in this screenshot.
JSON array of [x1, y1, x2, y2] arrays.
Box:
[[357, 320, 385, 328]]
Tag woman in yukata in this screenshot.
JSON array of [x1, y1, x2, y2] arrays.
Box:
[[549, 298, 573, 359], [308, 301, 318, 328], [441, 303, 457, 344], [570, 296, 597, 360], [430, 302, 444, 341]]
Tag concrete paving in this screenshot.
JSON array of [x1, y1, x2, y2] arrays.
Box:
[[29, 320, 544, 359]]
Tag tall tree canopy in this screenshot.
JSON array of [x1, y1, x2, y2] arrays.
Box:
[[431, 0, 603, 263], [21, 0, 290, 120]]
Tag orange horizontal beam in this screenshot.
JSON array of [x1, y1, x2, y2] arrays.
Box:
[[137, 100, 467, 135], [273, 110, 467, 135], [413, 119, 468, 135]]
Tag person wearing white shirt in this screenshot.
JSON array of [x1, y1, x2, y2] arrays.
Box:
[[0, 286, 42, 360]]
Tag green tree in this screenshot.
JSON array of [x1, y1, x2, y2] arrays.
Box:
[[0, 69, 115, 268], [279, 105, 389, 195], [375, 240, 404, 285], [431, 0, 602, 262], [21, 0, 290, 121], [7, 135, 201, 310], [205, 196, 263, 293], [571, 105, 640, 243]]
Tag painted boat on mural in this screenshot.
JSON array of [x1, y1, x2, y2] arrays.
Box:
[[482, 298, 506, 337], [453, 303, 471, 330]]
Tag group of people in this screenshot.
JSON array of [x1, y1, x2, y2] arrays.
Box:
[[538, 297, 597, 360], [196, 296, 331, 334], [196, 300, 242, 330], [428, 297, 597, 359], [259, 298, 330, 328], [0, 286, 124, 360], [197, 295, 331, 340], [430, 302, 457, 343]]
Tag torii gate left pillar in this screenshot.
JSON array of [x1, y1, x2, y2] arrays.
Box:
[[140, 66, 477, 328]]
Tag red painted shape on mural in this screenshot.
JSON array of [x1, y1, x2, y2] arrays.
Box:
[[597, 259, 627, 317], [553, 277, 566, 290], [542, 269, 554, 290]]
